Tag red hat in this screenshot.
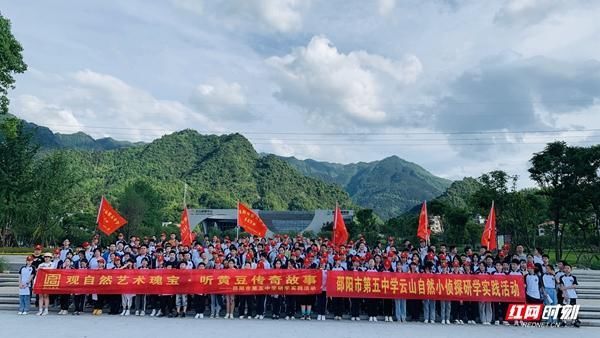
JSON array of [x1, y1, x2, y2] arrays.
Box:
[[333, 255, 341, 261], [82, 241, 90, 248], [499, 251, 506, 257], [352, 256, 360, 262], [439, 254, 447, 261], [113, 256, 121, 262], [441, 262, 448, 268], [527, 262, 535, 269], [464, 261, 471, 267], [26, 255, 34, 262], [157, 256, 164, 262], [426, 253, 435, 261], [257, 261, 265, 269], [387, 251, 395, 258], [53, 248, 61, 254], [97, 257, 105, 263], [400, 252, 409, 259], [320, 257, 327, 265], [34, 244, 42, 250], [452, 261, 460, 267]]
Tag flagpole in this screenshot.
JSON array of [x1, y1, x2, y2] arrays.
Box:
[[333, 202, 337, 245], [96, 196, 104, 225], [236, 201, 240, 242]]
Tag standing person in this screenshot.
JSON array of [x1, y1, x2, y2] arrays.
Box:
[[477, 262, 493, 325], [271, 260, 284, 320], [223, 260, 236, 319], [315, 258, 328, 321], [559, 264, 581, 327], [422, 261, 436, 324], [381, 259, 394, 322], [18, 256, 35, 315], [194, 262, 207, 319], [120, 259, 135, 316], [284, 259, 298, 320], [395, 252, 409, 323], [58, 258, 73, 315], [438, 261, 452, 324], [542, 265, 558, 324], [209, 259, 222, 318], [525, 262, 543, 304], [92, 258, 106, 315], [36, 252, 54, 315], [492, 261, 507, 325], [331, 257, 345, 320], [366, 258, 380, 322], [175, 261, 189, 317], [134, 258, 149, 316], [462, 262, 477, 324], [73, 259, 88, 315], [254, 260, 267, 319]]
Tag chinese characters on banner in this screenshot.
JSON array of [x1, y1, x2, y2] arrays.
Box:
[[33, 269, 322, 295], [34, 269, 524, 302], [326, 271, 525, 302]]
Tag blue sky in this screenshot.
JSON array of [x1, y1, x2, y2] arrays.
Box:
[[2, 0, 600, 186]]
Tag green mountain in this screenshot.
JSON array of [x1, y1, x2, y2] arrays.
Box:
[[67, 129, 353, 217], [0, 114, 139, 151], [278, 155, 452, 219]]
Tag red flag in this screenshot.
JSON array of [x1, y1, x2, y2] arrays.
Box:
[[237, 202, 268, 237], [96, 196, 127, 236], [417, 201, 430, 243], [481, 201, 497, 250], [333, 203, 349, 246], [180, 208, 192, 246]]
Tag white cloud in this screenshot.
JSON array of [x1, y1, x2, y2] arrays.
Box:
[[267, 35, 422, 126], [12, 69, 218, 141], [493, 0, 563, 26], [189, 79, 249, 120], [377, 0, 396, 16], [172, 0, 309, 33]]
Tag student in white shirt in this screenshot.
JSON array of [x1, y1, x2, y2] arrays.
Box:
[[36, 253, 54, 315], [18, 256, 35, 315]]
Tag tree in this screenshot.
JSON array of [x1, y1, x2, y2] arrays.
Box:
[[29, 152, 81, 246], [529, 142, 581, 261], [0, 14, 27, 114], [351, 209, 383, 244], [0, 117, 37, 246], [117, 179, 165, 238]]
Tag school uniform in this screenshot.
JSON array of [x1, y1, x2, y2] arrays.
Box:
[[559, 273, 578, 305], [331, 266, 346, 318], [18, 264, 35, 313], [525, 273, 543, 304]]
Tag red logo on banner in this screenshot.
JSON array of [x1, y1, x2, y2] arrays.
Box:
[[506, 304, 543, 321]]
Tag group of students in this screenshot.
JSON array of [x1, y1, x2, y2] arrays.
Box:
[[17, 232, 580, 326]]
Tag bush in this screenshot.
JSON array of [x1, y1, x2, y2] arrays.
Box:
[[0, 257, 7, 272]]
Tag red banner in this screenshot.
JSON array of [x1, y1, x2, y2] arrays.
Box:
[[33, 269, 322, 295], [326, 271, 525, 302]]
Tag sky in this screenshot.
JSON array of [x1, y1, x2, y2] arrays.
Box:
[[2, 0, 600, 186]]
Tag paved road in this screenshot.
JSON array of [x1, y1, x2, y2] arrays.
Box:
[[0, 312, 594, 338]]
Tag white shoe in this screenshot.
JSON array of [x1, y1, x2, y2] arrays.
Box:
[[125, 309, 130, 316], [156, 310, 162, 316], [195, 313, 200, 319], [259, 315, 264, 319], [42, 308, 48, 316], [150, 309, 156, 316], [356, 317, 360, 321], [23, 311, 28, 315], [140, 311, 145, 316], [351, 317, 355, 321], [120, 310, 126, 316], [200, 313, 204, 319], [18, 311, 23, 315], [224, 314, 228, 319], [424, 319, 429, 323], [210, 314, 215, 318], [135, 310, 140, 316], [317, 315, 321, 320], [240, 315, 245, 319], [494, 320, 499, 325], [286, 316, 290, 320], [37, 309, 43, 316]]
